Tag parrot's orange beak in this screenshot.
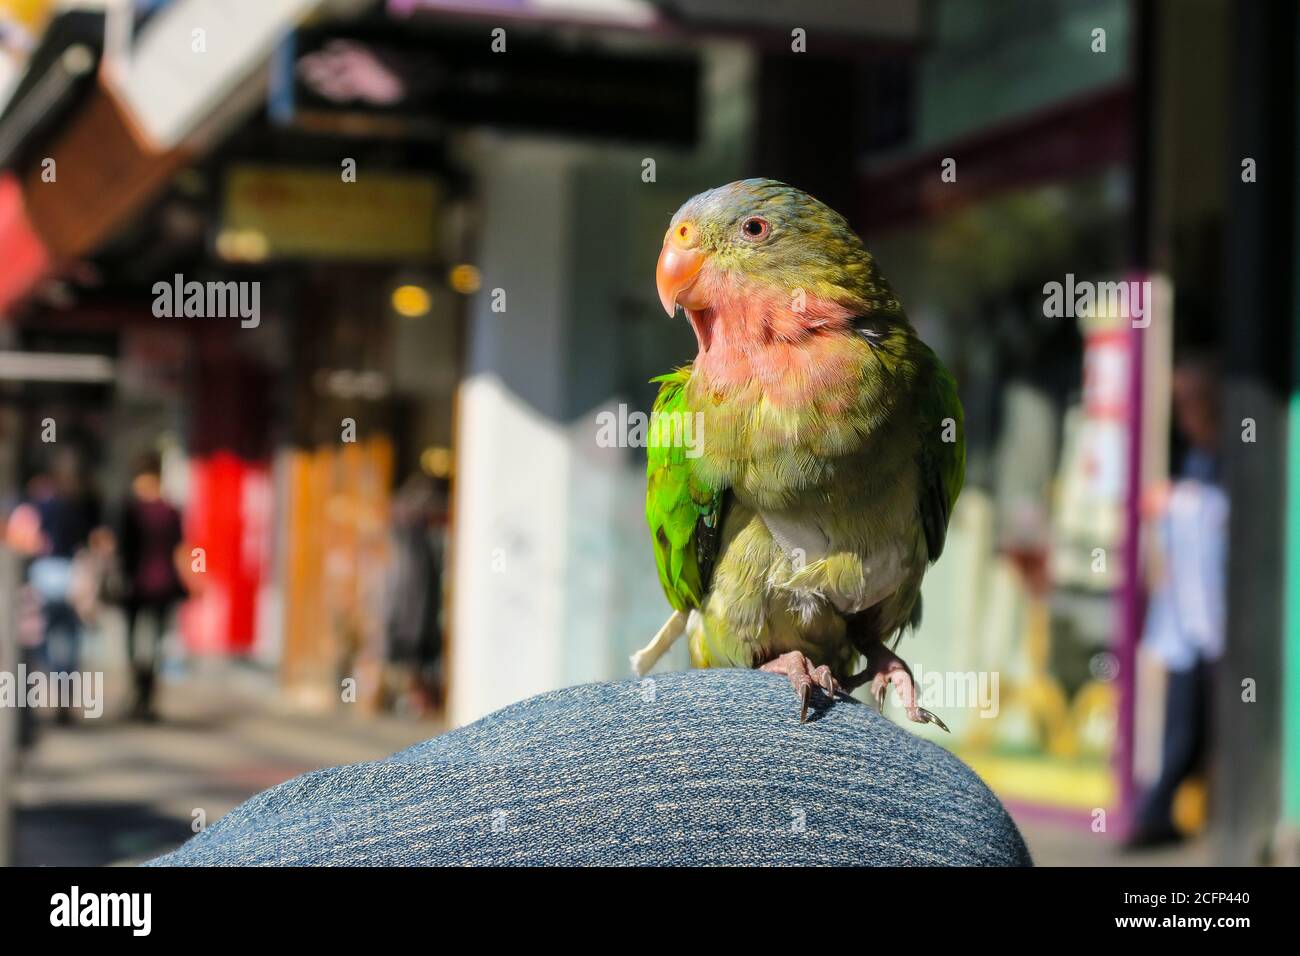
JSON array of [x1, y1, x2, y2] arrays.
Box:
[[656, 221, 709, 316]]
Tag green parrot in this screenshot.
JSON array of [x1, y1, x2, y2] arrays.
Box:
[[633, 179, 965, 725]]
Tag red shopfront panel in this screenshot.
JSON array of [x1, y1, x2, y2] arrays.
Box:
[[181, 451, 271, 654], [0, 173, 50, 317]]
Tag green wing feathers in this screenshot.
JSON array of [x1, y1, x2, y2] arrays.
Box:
[[645, 367, 724, 611], [916, 347, 966, 562]]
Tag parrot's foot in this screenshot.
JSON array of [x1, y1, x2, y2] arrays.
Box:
[[854, 643, 950, 733], [759, 651, 841, 722]]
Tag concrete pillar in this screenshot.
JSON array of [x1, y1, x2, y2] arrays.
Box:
[[448, 140, 578, 727]]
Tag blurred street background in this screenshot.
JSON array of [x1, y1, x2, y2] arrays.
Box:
[[13, 658, 435, 865], [0, 0, 1297, 866]]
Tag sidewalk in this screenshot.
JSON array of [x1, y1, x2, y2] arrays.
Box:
[[1015, 819, 1212, 866], [13, 658, 440, 866]]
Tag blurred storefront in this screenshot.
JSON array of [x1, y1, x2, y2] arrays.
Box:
[[213, 162, 456, 704], [861, 5, 1144, 824], [0, 0, 458, 714]]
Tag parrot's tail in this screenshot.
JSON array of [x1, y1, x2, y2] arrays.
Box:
[[630, 610, 688, 676]]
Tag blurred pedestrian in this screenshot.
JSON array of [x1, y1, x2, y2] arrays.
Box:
[[23, 452, 103, 724], [115, 453, 186, 721], [1130, 353, 1227, 847], [5, 474, 52, 743], [383, 473, 445, 715]]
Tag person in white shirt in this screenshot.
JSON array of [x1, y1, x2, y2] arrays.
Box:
[[1130, 354, 1226, 847]]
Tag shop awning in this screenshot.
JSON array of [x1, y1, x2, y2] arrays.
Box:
[[0, 1, 330, 298], [105, 0, 322, 149], [19, 77, 189, 260]]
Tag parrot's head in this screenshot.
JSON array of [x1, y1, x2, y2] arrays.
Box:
[[655, 179, 903, 349]]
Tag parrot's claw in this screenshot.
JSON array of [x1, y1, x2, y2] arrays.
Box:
[[854, 642, 950, 732], [910, 707, 950, 733], [760, 650, 841, 722]]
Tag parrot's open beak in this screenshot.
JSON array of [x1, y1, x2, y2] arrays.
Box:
[[656, 222, 709, 316]]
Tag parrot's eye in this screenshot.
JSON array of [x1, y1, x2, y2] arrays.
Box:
[[740, 217, 769, 241]]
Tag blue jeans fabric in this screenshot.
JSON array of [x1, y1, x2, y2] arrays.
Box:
[[148, 669, 1031, 866]]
